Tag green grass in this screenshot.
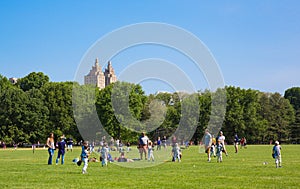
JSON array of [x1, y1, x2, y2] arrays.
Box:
[[0, 145, 299, 189]]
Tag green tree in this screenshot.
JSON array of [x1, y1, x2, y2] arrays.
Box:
[[17, 72, 49, 91]]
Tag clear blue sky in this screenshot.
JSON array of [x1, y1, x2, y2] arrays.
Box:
[[1, 0, 299, 94]]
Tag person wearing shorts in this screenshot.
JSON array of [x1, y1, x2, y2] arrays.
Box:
[[204, 129, 212, 162]]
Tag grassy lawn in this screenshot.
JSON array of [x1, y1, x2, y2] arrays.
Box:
[[0, 145, 299, 189]]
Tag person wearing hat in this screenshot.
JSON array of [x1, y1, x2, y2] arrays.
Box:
[[272, 141, 282, 168], [218, 131, 228, 156]]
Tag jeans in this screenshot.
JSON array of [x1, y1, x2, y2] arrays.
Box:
[[56, 151, 65, 165], [48, 148, 54, 165]]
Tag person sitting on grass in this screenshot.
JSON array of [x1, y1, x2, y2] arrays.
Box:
[[115, 152, 134, 162]]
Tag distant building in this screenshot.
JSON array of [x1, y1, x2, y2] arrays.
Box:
[[84, 58, 117, 89], [9, 77, 18, 84]]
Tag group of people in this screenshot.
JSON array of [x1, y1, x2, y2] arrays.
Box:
[[204, 129, 228, 163], [204, 129, 282, 168], [46, 130, 282, 174], [138, 132, 182, 162], [46, 133, 73, 165]]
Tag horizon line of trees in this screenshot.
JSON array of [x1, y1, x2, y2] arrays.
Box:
[[0, 72, 299, 146]]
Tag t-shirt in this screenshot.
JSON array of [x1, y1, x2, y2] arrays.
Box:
[[273, 145, 281, 157], [218, 135, 225, 145], [139, 136, 149, 145], [81, 146, 88, 158], [101, 147, 109, 158], [204, 133, 212, 146], [58, 141, 66, 154]]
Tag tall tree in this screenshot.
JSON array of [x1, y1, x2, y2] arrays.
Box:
[[17, 72, 49, 91]]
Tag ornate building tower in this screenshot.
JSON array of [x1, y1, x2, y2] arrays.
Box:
[[84, 58, 117, 89], [84, 58, 105, 89], [104, 61, 117, 86]]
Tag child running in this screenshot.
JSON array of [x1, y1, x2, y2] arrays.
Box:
[[81, 141, 90, 174]]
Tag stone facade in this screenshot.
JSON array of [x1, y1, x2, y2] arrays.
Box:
[[84, 58, 117, 89]]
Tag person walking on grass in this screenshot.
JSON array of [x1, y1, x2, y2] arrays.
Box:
[[56, 136, 67, 165], [81, 141, 90, 174], [216, 140, 223, 162], [218, 131, 228, 156], [204, 129, 212, 162], [272, 141, 282, 168], [46, 133, 55, 165]]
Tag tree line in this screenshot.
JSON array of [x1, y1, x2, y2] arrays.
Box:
[[0, 72, 299, 146]]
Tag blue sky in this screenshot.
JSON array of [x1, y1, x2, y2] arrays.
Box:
[[0, 1, 299, 94]]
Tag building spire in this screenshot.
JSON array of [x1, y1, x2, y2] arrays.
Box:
[[95, 57, 99, 66]]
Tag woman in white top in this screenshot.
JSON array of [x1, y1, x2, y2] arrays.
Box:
[[47, 133, 55, 165], [218, 131, 228, 156]]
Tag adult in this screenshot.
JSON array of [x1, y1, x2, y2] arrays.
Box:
[[56, 136, 67, 165], [272, 141, 282, 168], [138, 132, 149, 160], [67, 138, 73, 152], [162, 136, 167, 150], [234, 134, 239, 153], [156, 137, 161, 151], [46, 132, 55, 165], [204, 129, 212, 162], [218, 131, 228, 156]]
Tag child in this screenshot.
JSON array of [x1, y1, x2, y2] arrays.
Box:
[[81, 141, 90, 174], [210, 141, 216, 158], [148, 141, 155, 162], [172, 143, 181, 162], [216, 140, 223, 163], [272, 141, 282, 168], [101, 143, 109, 167]]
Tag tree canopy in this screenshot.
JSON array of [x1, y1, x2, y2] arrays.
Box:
[[0, 73, 298, 145]]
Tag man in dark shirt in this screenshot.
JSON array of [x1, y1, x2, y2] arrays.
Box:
[[56, 136, 67, 165]]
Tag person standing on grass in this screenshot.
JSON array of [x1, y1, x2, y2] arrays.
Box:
[[218, 131, 228, 156], [138, 132, 149, 160], [272, 141, 282, 168], [101, 143, 109, 167], [172, 143, 181, 162], [204, 129, 212, 162], [46, 133, 55, 165], [148, 141, 155, 162], [234, 134, 240, 153], [156, 137, 162, 151], [56, 136, 67, 165], [67, 138, 73, 152], [162, 136, 167, 150]]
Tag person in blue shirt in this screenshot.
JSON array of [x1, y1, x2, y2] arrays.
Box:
[[56, 136, 67, 165], [234, 134, 240, 153], [272, 141, 282, 168], [81, 141, 90, 174]]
